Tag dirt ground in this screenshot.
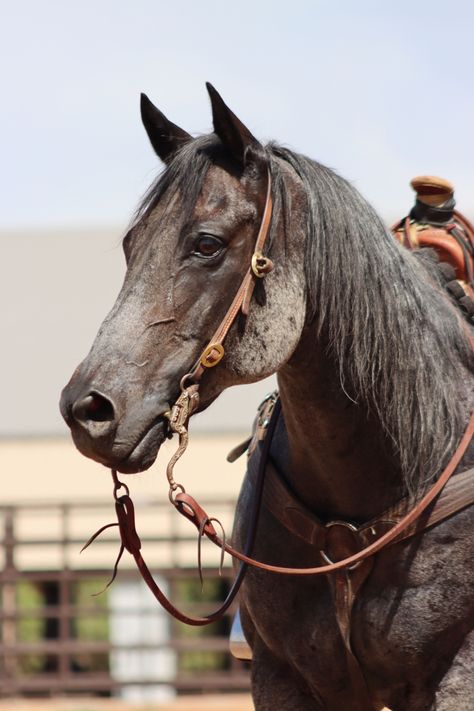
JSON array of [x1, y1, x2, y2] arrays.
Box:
[[0, 697, 254, 711], [0, 699, 394, 711], [0, 697, 394, 710]]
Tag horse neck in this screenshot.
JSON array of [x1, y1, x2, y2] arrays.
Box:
[[275, 327, 403, 522], [267, 151, 474, 521]]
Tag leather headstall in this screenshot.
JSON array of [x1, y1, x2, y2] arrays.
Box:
[[84, 166, 275, 625]]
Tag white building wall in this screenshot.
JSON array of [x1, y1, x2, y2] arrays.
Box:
[[109, 579, 176, 702]]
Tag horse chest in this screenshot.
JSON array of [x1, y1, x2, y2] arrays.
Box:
[[357, 533, 474, 654], [241, 509, 474, 698]]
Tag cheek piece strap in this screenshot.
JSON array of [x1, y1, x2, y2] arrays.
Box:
[[163, 168, 274, 499]]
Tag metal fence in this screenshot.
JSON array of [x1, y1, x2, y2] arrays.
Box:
[[0, 498, 250, 697]]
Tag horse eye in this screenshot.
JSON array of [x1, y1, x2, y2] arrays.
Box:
[[193, 234, 223, 258]]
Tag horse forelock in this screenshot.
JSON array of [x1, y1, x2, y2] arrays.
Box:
[[131, 135, 216, 229]]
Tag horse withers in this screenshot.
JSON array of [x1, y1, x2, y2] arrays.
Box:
[[60, 85, 474, 711]]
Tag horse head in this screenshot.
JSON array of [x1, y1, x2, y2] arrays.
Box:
[[60, 85, 307, 473]]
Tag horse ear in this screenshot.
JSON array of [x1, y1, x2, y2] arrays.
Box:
[[206, 83, 263, 166], [140, 93, 192, 163]]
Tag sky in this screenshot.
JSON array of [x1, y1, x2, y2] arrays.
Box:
[[2, 0, 474, 229], [1, 0, 473, 436]]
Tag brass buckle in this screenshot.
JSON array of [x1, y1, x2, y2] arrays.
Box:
[[251, 252, 271, 278], [200, 343, 225, 368]]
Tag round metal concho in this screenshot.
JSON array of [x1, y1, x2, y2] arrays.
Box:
[[200, 343, 225, 368], [251, 252, 268, 278]]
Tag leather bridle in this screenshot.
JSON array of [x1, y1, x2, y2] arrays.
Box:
[[84, 163, 474, 642], [83, 166, 276, 625], [182, 167, 274, 382]]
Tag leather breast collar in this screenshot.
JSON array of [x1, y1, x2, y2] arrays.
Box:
[[247, 424, 474, 554]]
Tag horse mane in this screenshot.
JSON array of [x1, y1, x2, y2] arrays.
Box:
[[269, 144, 474, 495], [133, 135, 473, 495]]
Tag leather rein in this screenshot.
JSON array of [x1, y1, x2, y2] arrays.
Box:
[[84, 167, 474, 629]]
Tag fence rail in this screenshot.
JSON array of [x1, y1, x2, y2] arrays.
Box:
[[0, 499, 250, 697]]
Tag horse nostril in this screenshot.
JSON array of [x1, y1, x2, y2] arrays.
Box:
[[72, 392, 116, 424]]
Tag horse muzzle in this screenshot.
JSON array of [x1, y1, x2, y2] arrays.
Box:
[[60, 382, 170, 474]]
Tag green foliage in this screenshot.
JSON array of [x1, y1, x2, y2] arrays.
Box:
[[72, 578, 109, 640], [174, 576, 230, 673], [10, 579, 110, 675], [71, 579, 109, 673], [16, 582, 44, 673]]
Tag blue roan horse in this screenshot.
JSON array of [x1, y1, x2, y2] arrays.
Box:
[[61, 85, 474, 710]]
